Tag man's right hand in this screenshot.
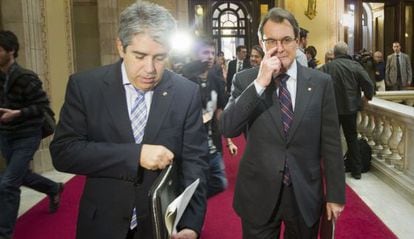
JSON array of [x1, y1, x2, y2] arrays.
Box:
[[255, 46, 283, 88], [140, 144, 174, 170]]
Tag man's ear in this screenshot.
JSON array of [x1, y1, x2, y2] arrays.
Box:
[[116, 38, 125, 58]]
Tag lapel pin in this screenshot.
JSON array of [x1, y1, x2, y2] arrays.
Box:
[[308, 87, 312, 91], [162, 91, 168, 96]]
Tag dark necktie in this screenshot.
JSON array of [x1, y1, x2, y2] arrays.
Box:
[[277, 73, 293, 185], [396, 54, 402, 81], [237, 61, 243, 72], [278, 74, 293, 136]]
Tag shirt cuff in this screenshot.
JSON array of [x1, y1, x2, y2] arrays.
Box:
[[253, 80, 265, 96]]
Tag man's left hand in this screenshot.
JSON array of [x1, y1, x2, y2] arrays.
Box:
[[171, 228, 198, 239], [326, 202, 344, 221]]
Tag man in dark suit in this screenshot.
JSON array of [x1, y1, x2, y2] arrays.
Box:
[[226, 45, 250, 94], [50, 2, 208, 239], [220, 8, 345, 238]]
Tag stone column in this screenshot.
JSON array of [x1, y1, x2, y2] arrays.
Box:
[[97, 0, 120, 65]]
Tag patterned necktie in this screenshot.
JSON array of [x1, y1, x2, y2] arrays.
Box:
[[130, 89, 147, 229], [278, 74, 293, 136], [277, 73, 293, 185], [131, 89, 147, 144], [237, 61, 243, 72]]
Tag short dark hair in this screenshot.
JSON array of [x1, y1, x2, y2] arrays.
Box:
[[236, 45, 247, 53], [251, 45, 264, 58], [0, 30, 19, 58], [305, 46, 317, 58], [299, 28, 309, 39], [258, 8, 300, 40]]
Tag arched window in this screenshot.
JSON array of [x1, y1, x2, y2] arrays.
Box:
[[212, 2, 248, 60]]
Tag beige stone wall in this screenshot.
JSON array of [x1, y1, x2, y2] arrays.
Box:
[[285, 0, 344, 66]]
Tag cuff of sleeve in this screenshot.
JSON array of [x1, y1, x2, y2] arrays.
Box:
[[253, 80, 265, 96]]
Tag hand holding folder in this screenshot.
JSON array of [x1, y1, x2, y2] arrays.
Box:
[[319, 205, 336, 239], [149, 164, 200, 239]]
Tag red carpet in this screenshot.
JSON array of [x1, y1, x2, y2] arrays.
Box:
[[14, 136, 397, 239]]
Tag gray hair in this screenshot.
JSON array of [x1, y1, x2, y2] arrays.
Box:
[[118, 1, 177, 50], [333, 41, 349, 56], [258, 8, 300, 40]]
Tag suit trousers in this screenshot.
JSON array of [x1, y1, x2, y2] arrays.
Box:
[[241, 185, 319, 239], [339, 113, 361, 175]]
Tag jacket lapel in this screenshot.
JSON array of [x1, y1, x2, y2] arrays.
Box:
[[142, 70, 174, 143], [101, 61, 135, 142], [286, 65, 314, 143]]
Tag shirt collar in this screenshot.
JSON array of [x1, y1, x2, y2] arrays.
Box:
[[121, 62, 131, 86], [286, 60, 298, 79]]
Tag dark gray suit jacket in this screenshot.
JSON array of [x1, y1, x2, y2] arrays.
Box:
[[220, 63, 345, 227], [50, 61, 209, 238]]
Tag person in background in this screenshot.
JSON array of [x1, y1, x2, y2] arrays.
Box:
[[295, 27, 309, 67], [320, 41, 374, 180], [221, 7, 345, 238], [357, 49, 376, 91], [0, 30, 63, 239], [226, 45, 251, 95], [50, 2, 209, 239], [182, 38, 237, 198], [215, 54, 228, 83], [385, 41, 412, 90], [325, 49, 334, 64], [305, 45, 318, 69], [249, 45, 264, 67], [373, 51, 386, 91]]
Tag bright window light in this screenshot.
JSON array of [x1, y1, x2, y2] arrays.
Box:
[[170, 32, 193, 54]]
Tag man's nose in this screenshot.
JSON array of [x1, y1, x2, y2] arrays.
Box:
[[143, 58, 156, 73]]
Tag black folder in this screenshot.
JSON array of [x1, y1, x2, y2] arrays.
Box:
[[319, 205, 335, 239], [149, 164, 178, 239]]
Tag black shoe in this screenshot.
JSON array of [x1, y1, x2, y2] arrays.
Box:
[[351, 173, 361, 180], [49, 183, 64, 213]]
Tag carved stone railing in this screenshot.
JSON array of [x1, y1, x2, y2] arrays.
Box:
[[359, 97, 414, 204], [375, 90, 414, 106]]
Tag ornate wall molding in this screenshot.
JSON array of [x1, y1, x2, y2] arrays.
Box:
[[64, 0, 75, 75], [22, 0, 50, 95]]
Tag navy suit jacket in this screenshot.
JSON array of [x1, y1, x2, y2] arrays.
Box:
[[220, 63, 345, 227], [50, 61, 209, 238]]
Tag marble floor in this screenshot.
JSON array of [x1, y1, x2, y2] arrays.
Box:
[[18, 170, 414, 238]]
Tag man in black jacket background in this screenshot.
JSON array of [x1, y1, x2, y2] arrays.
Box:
[[0, 30, 62, 239], [320, 41, 374, 180]]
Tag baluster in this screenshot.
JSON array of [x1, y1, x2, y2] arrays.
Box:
[[372, 115, 383, 158], [379, 116, 392, 161], [356, 112, 363, 138], [395, 127, 406, 171], [388, 120, 403, 167], [365, 113, 375, 146]]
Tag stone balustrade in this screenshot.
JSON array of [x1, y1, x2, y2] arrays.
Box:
[[375, 90, 414, 106], [360, 96, 414, 204]]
